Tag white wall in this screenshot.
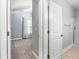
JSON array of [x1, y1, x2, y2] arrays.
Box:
[[11, 11, 22, 38], [11, 0, 32, 10], [54, 0, 74, 48], [0, 1, 1, 59], [0, 5, 1, 59], [32, 0, 39, 56], [11, 9, 32, 39], [0, 0, 8, 59]]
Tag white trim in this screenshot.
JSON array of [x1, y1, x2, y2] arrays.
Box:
[[11, 37, 32, 40], [8, 0, 11, 59], [38, 0, 43, 59], [32, 51, 38, 59], [1, 0, 8, 59], [63, 44, 73, 54], [73, 44, 79, 47]]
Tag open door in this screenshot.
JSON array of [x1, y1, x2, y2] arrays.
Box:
[[49, 1, 63, 59], [41, 1, 63, 59]]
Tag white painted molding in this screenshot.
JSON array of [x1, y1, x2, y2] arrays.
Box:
[[38, 0, 44, 59], [73, 44, 79, 47], [63, 44, 73, 54], [32, 51, 38, 59]]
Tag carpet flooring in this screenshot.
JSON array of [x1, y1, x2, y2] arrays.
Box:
[[11, 39, 36, 59], [62, 47, 79, 59]]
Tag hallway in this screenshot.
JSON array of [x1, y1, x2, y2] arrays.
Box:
[[62, 47, 79, 59]]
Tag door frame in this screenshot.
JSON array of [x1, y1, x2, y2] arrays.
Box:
[[1, 0, 10, 59], [38, 0, 43, 59], [38, 0, 49, 59], [73, 20, 79, 46]]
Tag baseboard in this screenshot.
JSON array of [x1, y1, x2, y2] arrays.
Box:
[[63, 44, 73, 54], [32, 51, 38, 59], [73, 44, 79, 47]]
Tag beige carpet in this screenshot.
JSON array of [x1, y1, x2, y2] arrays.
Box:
[[11, 39, 36, 59], [62, 47, 79, 59]]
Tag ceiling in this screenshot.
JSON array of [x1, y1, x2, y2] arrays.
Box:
[[11, 0, 32, 10], [67, 0, 79, 9], [11, 0, 79, 10]]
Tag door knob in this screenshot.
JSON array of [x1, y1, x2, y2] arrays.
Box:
[[61, 34, 64, 37]]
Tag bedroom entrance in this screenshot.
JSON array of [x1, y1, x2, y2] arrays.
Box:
[[7, 0, 42, 59], [8, 0, 33, 59]]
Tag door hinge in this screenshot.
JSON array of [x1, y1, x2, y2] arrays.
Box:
[[74, 26, 76, 30], [47, 30, 50, 34], [61, 34, 64, 37], [7, 32, 9, 36], [47, 55, 50, 59]]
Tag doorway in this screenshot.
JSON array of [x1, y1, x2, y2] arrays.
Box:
[[10, 0, 33, 59], [11, 8, 32, 59], [6, 0, 43, 59]]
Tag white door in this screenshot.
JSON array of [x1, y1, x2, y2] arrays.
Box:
[[49, 1, 63, 59], [74, 21, 79, 45]]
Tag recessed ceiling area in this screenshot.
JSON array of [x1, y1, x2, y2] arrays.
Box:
[[67, 0, 79, 9]]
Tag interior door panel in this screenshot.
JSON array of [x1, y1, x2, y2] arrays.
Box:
[[49, 1, 63, 59]]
